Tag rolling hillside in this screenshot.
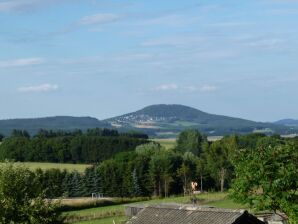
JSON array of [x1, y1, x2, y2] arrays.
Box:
[[105, 104, 296, 137], [0, 105, 296, 137], [0, 116, 109, 136], [275, 119, 298, 127]]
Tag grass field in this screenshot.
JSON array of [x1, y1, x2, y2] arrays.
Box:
[[67, 192, 248, 224], [75, 216, 126, 224], [11, 162, 91, 173], [152, 138, 176, 149]]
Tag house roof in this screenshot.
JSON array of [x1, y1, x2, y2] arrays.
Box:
[[127, 204, 265, 224]]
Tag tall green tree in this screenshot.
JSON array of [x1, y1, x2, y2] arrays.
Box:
[[176, 129, 204, 156], [230, 142, 298, 223], [205, 140, 233, 192], [177, 152, 197, 195], [149, 151, 173, 197]]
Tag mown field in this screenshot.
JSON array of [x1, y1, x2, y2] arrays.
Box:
[[152, 138, 176, 149], [65, 192, 248, 224], [1, 162, 92, 173]]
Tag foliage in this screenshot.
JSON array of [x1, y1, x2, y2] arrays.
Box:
[[135, 142, 161, 155], [0, 162, 64, 224], [0, 129, 296, 222], [230, 139, 298, 222], [204, 139, 234, 192], [176, 129, 204, 156], [0, 128, 148, 163], [0, 133, 4, 142]]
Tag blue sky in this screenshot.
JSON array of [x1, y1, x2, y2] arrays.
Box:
[[1, 0, 298, 121]]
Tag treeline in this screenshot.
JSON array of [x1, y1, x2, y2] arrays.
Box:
[[0, 128, 149, 163], [17, 131, 297, 199]]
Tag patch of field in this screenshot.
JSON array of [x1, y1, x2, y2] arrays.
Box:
[[13, 162, 91, 173], [173, 121, 198, 127], [111, 123, 122, 128], [67, 203, 124, 217], [75, 216, 126, 224], [207, 198, 248, 209], [60, 197, 112, 208], [133, 124, 161, 129], [152, 138, 176, 149], [69, 192, 247, 223], [207, 136, 223, 142]]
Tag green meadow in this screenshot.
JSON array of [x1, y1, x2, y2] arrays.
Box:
[[66, 192, 248, 224], [3, 162, 91, 173]]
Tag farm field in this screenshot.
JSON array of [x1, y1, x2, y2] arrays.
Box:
[[75, 216, 126, 224], [67, 192, 248, 224], [5, 162, 92, 173], [152, 138, 176, 149], [152, 136, 223, 150]]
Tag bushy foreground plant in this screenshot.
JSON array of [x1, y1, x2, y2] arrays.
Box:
[[230, 141, 298, 223], [0, 162, 64, 224]]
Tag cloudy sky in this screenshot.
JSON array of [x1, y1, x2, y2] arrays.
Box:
[[1, 0, 298, 121]]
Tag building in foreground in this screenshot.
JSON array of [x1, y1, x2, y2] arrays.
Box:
[[125, 204, 285, 224]]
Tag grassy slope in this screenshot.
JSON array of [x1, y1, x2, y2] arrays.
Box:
[[152, 138, 176, 149], [10, 162, 91, 173], [68, 193, 248, 224]]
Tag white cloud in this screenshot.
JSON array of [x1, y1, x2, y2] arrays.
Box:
[[18, 84, 58, 93], [0, 57, 44, 68], [152, 84, 217, 92], [0, 0, 37, 12], [138, 14, 200, 27], [142, 36, 204, 47], [200, 85, 217, 92], [0, 0, 62, 13], [79, 13, 121, 25], [247, 38, 285, 48], [153, 83, 178, 91], [206, 22, 253, 27]]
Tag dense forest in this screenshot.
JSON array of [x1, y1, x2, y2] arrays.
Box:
[[0, 128, 297, 221], [1, 129, 295, 197], [0, 128, 148, 163]]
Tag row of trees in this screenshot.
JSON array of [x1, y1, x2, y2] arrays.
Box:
[[0, 129, 149, 163], [20, 131, 287, 198], [0, 128, 297, 222], [7, 128, 149, 139]]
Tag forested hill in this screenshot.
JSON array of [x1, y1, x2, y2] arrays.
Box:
[[0, 116, 109, 136], [0, 105, 297, 137], [106, 104, 296, 137], [275, 119, 298, 127]]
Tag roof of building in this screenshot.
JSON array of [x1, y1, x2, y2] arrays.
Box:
[[255, 212, 288, 222], [127, 204, 265, 224]]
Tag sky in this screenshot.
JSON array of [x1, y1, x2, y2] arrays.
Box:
[[1, 0, 298, 122]]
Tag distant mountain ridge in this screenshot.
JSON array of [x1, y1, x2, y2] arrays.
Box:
[[0, 104, 297, 137], [275, 119, 298, 127], [0, 116, 109, 136], [105, 104, 297, 137]]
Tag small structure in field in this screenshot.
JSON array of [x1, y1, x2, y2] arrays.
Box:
[[125, 204, 265, 224], [91, 193, 103, 199]]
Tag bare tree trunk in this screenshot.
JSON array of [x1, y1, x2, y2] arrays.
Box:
[[184, 173, 187, 196], [200, 174, 203, 192], [164, 179, 166, 198], [158, 180, 161, 197], [219, 168, 226, 192]]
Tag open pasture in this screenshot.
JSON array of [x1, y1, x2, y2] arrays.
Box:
[[10, 162, 91, 173], [152, 138, 176, 149], [67, 192, 248, 223]]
